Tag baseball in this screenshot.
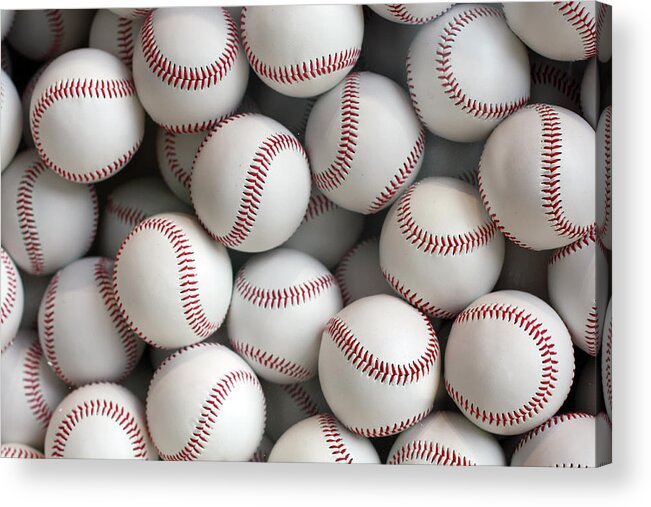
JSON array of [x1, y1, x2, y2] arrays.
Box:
[[108, 8, 153, 20], [307, 71, 425, 214], [416, 132, 483, 186], [597, 106, 612, 250], [529, 56, 582, 115], [38, 257, 145, 386], [1, 443, 45, 459], [548, 227, 609, 356], [380, 177, 505, 319], [268, 413, 380, 463], [283, 188, 364, 268], [602, 298, 612, 420], [227, 248, 342, 384], [20, 63, 48, 148], [251, 435, 274, 463], [45, 382, 157, 459], [191, 113, 311, 253], [146, 342, 266, 461], [510, 412, 612, 467], [1, 330, 68, 450], [1, 149, 98, 276], [445, 290, 575, 435], [1, 70, 21, 171], [319, 294, 441, 437], [407, 4, 530, 142], [89, 9, 144, 67], [1, 248, 24, 352], [368, 3, 453, 25], [503, 1, 597, 61], [240, 5, 364, 98], [99, 177, 191, 258], [478, 104, 595, 251], [156, 128, 205, 205], [30, 48, 145, 183], [387, 411, 506, 465], [149, 326, 230, 370], [114, 212, 232, 349], [132, 7, 249, 133]]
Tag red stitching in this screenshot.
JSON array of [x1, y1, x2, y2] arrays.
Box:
[[139, 9, 240, 92], [229, 340, 313, 382], [598, 107, 612, 244], [0, 250, 18, 325], [335, 238, 376, 306], [116, 15, 136, 66], [548, 224, 596, 264], [160, 116, 231, 135], [129, 8, 153, 18], [513, 412, 592, 455], [105, 195, 149, 229], [530, 60, 581, 109], [325, 313, 439, 385], [31, 78, 141, 182], [240, 7, 360, 87], [1, 445, 44, 459], [318, 414, 353, 463], [22, 339, 52, 427], [388, 440, 475, 465], [94, 258, 141, 379], [428, 6, 528, 121], [302, 192, 337, 224], [281, 382, 321, 418], [114, 216, 221, 345], [158, 369, 262, 460], [347, 407, 432, 438], [49, 396, 149, 459], [584, 304, 599, 357], [604, 317, 612, 409], [312, 73, 360, 193], [385, 4, 450, 25], [16, 158, 47, 274], [44, 10, 65, 60], [382, 269, 457, 319], [162, 129, 192, 193], [41, 272, 73, 385], [554, 2, 597, 59], [367, 128, 426, 213], [446, 303, 572, 428]]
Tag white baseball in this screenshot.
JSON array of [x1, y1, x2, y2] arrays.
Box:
[[369, 3, 453, 25], [18, 270, 50, 329], [407, 4, 530, 142], [580, 58, 599, 129], [45, 382, 157, 459], [132, 7, 249, 133], [380, 178, 505, 319], [1, 70, 21, 171], [156, 128, 205, 205], [1, 149, 98, 276], [307, 71, 425, 214], [283, 188, 364, 268], [261, 377, 330, 442], [529, 56, 582, 115], [548, 228, 609, 356], [108, 8, 153, 20], [192, 113, 311, 253], [445, 290, 575, 435], [1, 443, 44, 459], [30, 48, 145, 183], [99, 177, 191, 258], [89, 9, 144, 67], [114, 212, 232, 350], [387, 411, 505, 465], [20, 63, 48, 148], [503, 2, 597, 62], [597, 106, 612, 250], [510, 412, 611, 467], [494, 240, 551, 303], [416, 132, 483, 186], [601, 298, 612, 420], [269, 413, 380, 463], [228, 248, 342, 384], [319, 294, 441, 437], [478, 104, 595, 251], [146, 342, 266, 461], [240, 5, 364, 98], [149, 326, 230, 370], [1, 248, 23, 352], [1, 10, 15, 39], [7, 9, 93, 61], [252, 85, 316, 142], [37, 257, 145, 386], [335, 238, 394, 307], [1, 330, 68, 449]]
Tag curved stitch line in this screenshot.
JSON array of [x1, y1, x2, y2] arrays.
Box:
[[302, 192, 337, 224], [1, 445, 44, 459], [282, 382, 321, 417], [325, 314, 439, 386], [367, 128, 426, 213], [229, 339, 313, 381], [49, 397, 149, 459], [335, 238, 377, 306], [114, 216, 220, 346], [162, 129, 193, 193], [386, 4, 449, 25], [388, 440, 475, 465], [158, 369, 262, 460], [598, 108, 612, 243], [16, 158, 47, 274], [31, 78, 142, 182], [548, 224, 596, 265], [554, 1, 597, 59], [446, 303, 571, 428], [583, 304, 599, 357], [116, 15, 136, 66], [22, 339, 53, 427], [94, 258, 141, 379], [0, 251, 18, 325], [40, 272, 74, 385], [240, 7, 361, 87], [530, 60, 581, 110], [312, 72, 360, 193], [318, 414, 353, 463], [346, 407, 432, 438], [382, 269, 457, 319], [44, 10, 65, 60], [513, 412, 592, 455], [105, 195, 150, 229], [604, 319, 612, 409], [139, 9, 240, 91]]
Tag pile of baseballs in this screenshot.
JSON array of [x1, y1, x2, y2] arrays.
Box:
[[1, 3, 612, 467]]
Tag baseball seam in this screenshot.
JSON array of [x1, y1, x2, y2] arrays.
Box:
[[554, 1, 597, 59], [1, 446, 44, 459], [49, 397, 149, 459], [388, 440, 475, 465], [318, 414, 353, 463], [105, 195, 149, 229], [386, 4, 448, 25], [41, 272, 74, 385], [16, 159, 47, 274], [31, 78, 142, 182], [446, 303, 570, 428], [282, 382, 321, 418], [229, 340, 314, 382], [23, 339, 53, 427], [335, 238, 377, 306], [116, 15, 136, 66], [598, 107, 612, 244], [302, 192, 337, 224], [513, 412, 592, 455], [530, 60, 581, 109], [44, 10, 65, 60], [382, 269, 458, 319], [347, 407, 433, 438], [0, 251, 18, 325], [162, 129, 193, 193], [604, 318, 612, 410]]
